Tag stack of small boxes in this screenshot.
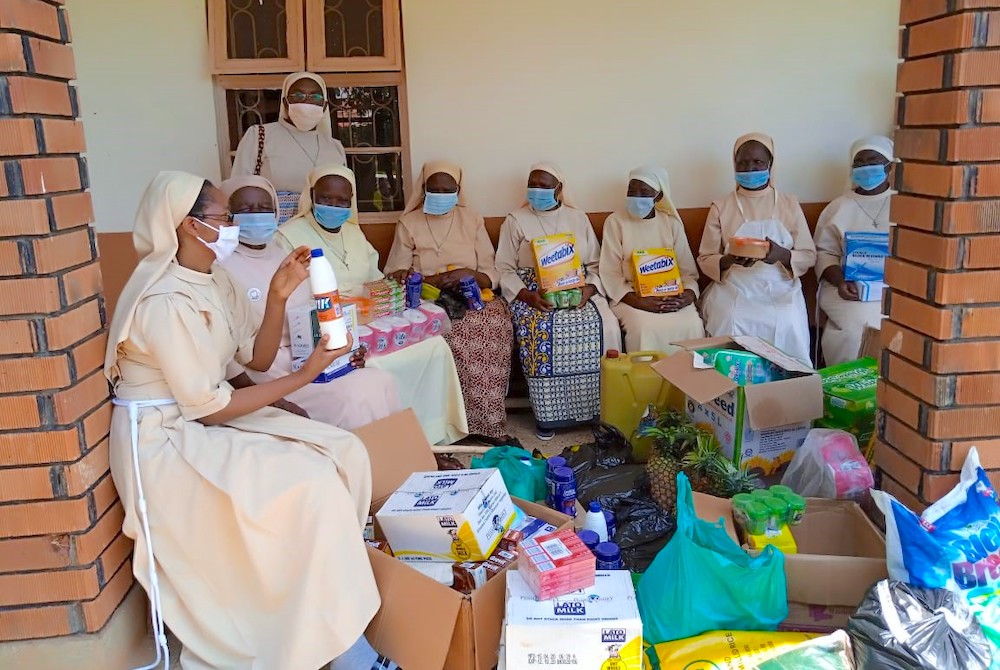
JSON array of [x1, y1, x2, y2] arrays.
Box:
[[363, 279, 405, 318], [517, 528, 596, 600], [816, 358, 878, 449]]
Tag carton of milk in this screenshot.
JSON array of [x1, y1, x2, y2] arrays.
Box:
[[532, 233, 584, 293], [376, 469, 516, 562], [631, 248, 683, 297], [289, 302, 359, 382], [843, 231, 889, 281], [504, 570, 644, 670]]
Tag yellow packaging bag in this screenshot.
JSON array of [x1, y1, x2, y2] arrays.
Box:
[[532, 233, 585, 292], [631, 248, 683, 297], [644, 630, 817, 669]]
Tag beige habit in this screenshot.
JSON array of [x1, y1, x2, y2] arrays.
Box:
[[600, 165, 705, 353], [815, 136, 893, 365], [104, 171, 378, 670]]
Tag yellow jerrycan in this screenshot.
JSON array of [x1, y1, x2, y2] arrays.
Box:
[[599, 350, 682, 462]]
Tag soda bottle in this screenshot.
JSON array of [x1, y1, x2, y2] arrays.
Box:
[[308, 249, 348, 349]]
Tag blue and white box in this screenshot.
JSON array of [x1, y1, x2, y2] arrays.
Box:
[[843, 231, 889, 282], [857, 281, 885, 303]]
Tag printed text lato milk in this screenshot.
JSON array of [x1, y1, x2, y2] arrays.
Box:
[[308, 248, 348, 349]]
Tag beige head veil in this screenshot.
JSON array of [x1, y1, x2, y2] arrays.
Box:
[[104, 171, 208, 383], [402, 160, 466, 215], [219, 174, 279, 211], [281, 72, 335, 139], [523, 162, 577, 209], [294, 163, 360, 228], [628, 165, 682, 221], [733, 132, 776, 186]]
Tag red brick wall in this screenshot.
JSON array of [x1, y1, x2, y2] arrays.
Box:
[[879, 0, 1000, 511], [0, 0, 130, 642]]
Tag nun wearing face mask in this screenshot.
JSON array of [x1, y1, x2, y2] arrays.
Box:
[[698, 133, 817, 364], [383, 161, 515, 445], [277, 164, 469, 445], [495, 163, 622, 441], [231, 72, 347, 223], [814, 135, 894, 365], [600, 165, 705, 355]]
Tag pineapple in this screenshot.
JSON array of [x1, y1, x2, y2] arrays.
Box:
[[681, 430, 727, 495], [639, 409, 700, 512], [709, 459, 762, 498]]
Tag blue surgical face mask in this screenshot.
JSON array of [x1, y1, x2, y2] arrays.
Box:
[[233, 212, 278, 245], [626, 196, 656, 219], [313, 203, 352, 232], [852, 165, 889, 191], [527, 187, 559, 212], [735, 169, 770, 190], [423, 191, 459, 216]]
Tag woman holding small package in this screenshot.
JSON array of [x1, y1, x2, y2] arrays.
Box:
[[276, 163, 468, 444], [496, 162, 621, 440], [698, 133, 816, 363], [814, 135, 893, 365], [384, 161, 514, 444], [600, 165, 705, 354]]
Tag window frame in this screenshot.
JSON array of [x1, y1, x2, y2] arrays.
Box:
[[208, 0, 306, 75], [213, 71, 411, 225], [306, 0, 402, 73]]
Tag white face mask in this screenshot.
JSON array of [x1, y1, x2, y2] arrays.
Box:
[[287, 103, 326, 131], [195, 218, 240, 263]]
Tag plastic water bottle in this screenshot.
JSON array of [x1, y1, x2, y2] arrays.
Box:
[[577, 529, 600, 553], [545, 456, 567, 508], [594, 542, 624, 570], [308, 249, 348, 349], [582, 501, 609, 543]]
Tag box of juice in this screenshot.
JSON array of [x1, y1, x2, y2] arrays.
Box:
[[631, 248, 683, 297], [532, 233, 584, 293]]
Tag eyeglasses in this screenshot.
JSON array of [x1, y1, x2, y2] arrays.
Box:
[[286, 92, 325, 105], [199, 213, 235, 225]]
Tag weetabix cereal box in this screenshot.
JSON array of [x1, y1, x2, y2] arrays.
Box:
[[532, 233, 584, 293], [631, 248, 683, 297]]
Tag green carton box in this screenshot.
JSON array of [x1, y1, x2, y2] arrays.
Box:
[[819, 358, 877, 428]]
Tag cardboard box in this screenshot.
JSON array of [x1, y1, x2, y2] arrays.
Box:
[[376, 469, 516, 562], [504, 570, 643, 670], [857, 280, 884, 302], [531, 233, 584, 292], [693, 493, 888, 611], [653, 336, 823, 477], [631, 248, 683, 297], [858, 325, 881, 360], [355, 412, 572, 670], [843, 231, 889, 281]]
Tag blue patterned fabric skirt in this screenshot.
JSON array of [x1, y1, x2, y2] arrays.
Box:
[[510, 268, 604, 429]]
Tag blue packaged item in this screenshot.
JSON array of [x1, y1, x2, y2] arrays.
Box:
[[458, 275, 485, 310], [873, 447, 1000, 658], [604, 509, 617, 540], [843, 231, 889, 281], [545, 456, 567, 508], [550, 466, 578, 518], [405, 272, 423, 309], [594, 542, 624, 570], [577, 529, 601, 553]]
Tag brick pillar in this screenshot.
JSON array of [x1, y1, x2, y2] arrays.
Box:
[[0, 0, 131, 641], [879, 1, 1000, 511]]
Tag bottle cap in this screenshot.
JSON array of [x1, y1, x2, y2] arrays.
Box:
[[547, 456, 567, 471], [607, 350, 620, 359], [310, 248, 324, 258], [588, 501, 602, 513], [577, 530, 600, 549], [594, 542, 620, 561]]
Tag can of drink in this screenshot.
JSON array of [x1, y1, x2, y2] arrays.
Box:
[[551, 466, 577, 518], [405, 272, 423, 309], [458, 275, 485, 310]]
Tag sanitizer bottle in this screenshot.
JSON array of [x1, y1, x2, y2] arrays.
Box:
[[582, 501, 609, 543], [308, 249, 348, 349]]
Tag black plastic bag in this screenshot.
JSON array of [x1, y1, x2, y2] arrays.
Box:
[[435, 290, 467, 321], [603, 493, 675, 573], [848, 580, 993, 670], [576, 465, 648, 508]]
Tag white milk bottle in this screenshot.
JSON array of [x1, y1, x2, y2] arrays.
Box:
[[308, 249, 348, 349]]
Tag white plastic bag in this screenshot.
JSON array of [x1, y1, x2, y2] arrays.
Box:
[[781, 428, 874, 500]]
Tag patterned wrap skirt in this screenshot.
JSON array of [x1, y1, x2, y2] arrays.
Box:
[[510, 268, 605, 430]]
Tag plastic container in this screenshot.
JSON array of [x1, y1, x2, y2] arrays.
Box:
[[577, 529, 600, 553], [545, 456, 567, 508], [742, 501, 770, 535], [385, 315, 411, 352], [600, 350, 680, 462], [418, 302, 451, 337], [405, 272, 423, 309], [582, 501, 609, 543], [762, 496, 789, 532], [775, 492, 806, 525], [594, 542, 624, 570], [402, 308, 429, 343], [768, 485, 794, 499], [367, 318, 394, 356], [550, 466, 577, 518], [356, 324, 375, 354], [603, 509, 617, 541], [308, 249, 348, 349]]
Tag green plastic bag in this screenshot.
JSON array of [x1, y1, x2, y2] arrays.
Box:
[[471, 446, 546, 502], [637, 473, 788, 644]]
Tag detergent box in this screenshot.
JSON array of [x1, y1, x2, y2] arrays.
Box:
[[504, 570, 643, 670], [843, 231, 889, 281], [532, 233, 585, 293], [653, 336, 822, 477], [630, 248, 683, 297], [375, 468, 516, 563]]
